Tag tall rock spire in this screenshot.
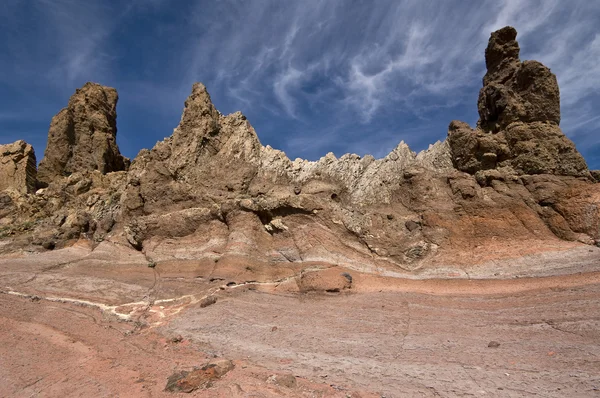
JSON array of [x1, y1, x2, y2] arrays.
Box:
[[37, 82, 129, 186], [477, 26, 561, 131], [0, 140, 37, 194], [448, 26, 588, 177]]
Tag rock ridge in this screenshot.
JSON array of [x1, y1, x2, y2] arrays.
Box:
[[0, 26, 598, 271]]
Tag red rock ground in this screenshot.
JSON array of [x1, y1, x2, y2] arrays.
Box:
[[1, 241, 599, 397]]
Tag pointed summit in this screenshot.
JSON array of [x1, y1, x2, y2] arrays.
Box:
[[483, 26, 520, 83], [177, 83, 220, 135], [37, 82, 129, 185], [449, 27, 588, 177], [477, 26, 560, 131]]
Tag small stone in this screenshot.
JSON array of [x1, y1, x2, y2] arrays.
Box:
[[200, 296, 217, 308], [341, 272, 353, 284], [267, 373, 297, 388], [405, 220, 420, 232], [164, 359, 234, 393], [170, 335, 183, 343], [488, 341, 501, 348], [42, 241, 55, 250]]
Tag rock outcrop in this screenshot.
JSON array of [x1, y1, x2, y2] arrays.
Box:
[[123, 83, 263, 216], [0, 27, 598, 272], [448, 26, 589, 177], [0, 140, 37, 194], [37, 82, 129, 186]]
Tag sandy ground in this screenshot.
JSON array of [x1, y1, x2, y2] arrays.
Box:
[[1, 241, 599, 397]]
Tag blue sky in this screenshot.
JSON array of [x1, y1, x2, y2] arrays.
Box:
[[1, 0, 599, 169]]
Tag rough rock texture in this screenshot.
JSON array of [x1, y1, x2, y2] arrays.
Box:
[[37, 82, 129, 186], [448, 26, 589, 177], [479, 26, 560, 129], [165, 360, 234, 393], [0, 140, 36, 194], [0, 27, 598, 272]]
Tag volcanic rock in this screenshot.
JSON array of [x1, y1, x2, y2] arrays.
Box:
[[0, 140, 37, 194], [1, 26, 599, 269], [164, 359, 234, 393], [37, 82, 129, 186], [448, 26, 589, 178], [479, 26, 560, 129], [297, 268, 353, 293], [267, 373, 297, 388]]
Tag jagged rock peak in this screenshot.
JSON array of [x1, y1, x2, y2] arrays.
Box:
[[478, 26, 560, 131], [176, 82, 220, 135], [0, 140, 37, 194], [166, 82, 260, 170], [484, 26, 520, 80], [448, 27, 588, 177], [37, 82, 129, 186]]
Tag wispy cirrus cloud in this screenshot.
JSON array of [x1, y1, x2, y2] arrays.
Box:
[[0, 0, 598, 169]]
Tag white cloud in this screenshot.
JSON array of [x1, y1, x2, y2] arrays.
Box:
[[1, 0, 599, 165], [273, 67, 305, 119]]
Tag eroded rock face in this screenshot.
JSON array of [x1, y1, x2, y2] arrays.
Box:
[[1, 27, 598, 269], [37, 82, 129, 186], [0, 140, 37, 194], [448, 26, 589, 178], [479, 26, 560, 129]]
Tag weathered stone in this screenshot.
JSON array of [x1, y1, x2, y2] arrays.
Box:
[[449, 27, 589, 178], [164, 359, 234, 393], [0, 140, 37, 194], [199, 296, 217, 308], [1, 25, 599, 267], [37, 82, 129, 185], [297, 268, 352, 293], [405, 220, 420, 232], [479, 26, 560, 130], [267, 373, 297, 388]]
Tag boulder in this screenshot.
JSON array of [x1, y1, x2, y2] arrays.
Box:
[[164, 359, 234, 393]]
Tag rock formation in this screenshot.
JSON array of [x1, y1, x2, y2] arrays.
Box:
[[37, 82, 129, 186], [448, 26, 589, 177], [0, 26, 598, 272], [0, 140, 36, 194]]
